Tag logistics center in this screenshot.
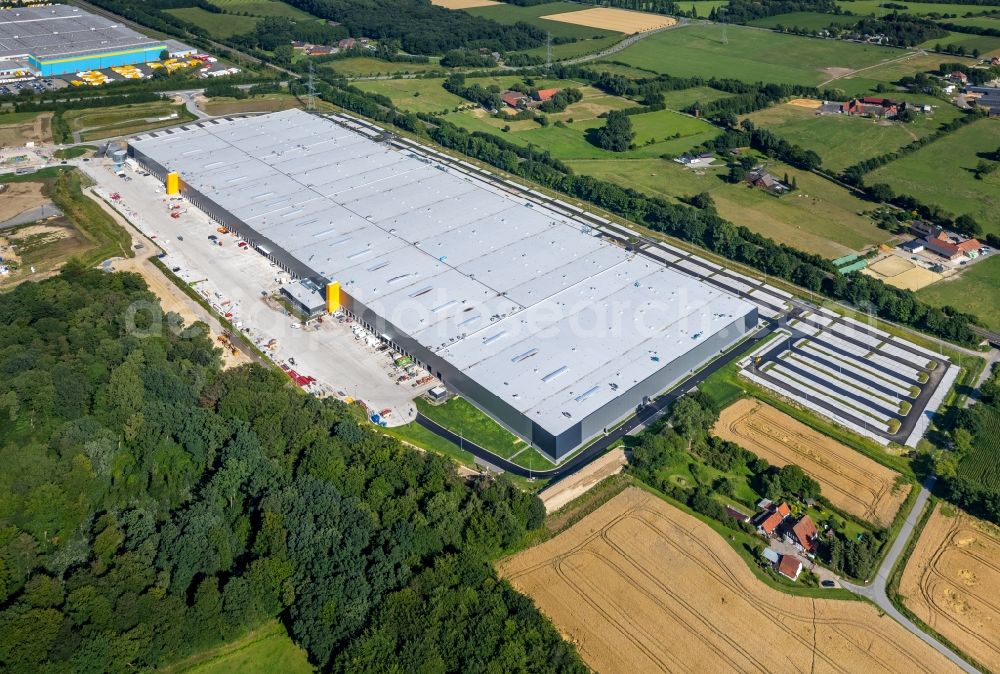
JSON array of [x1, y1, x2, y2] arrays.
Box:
[[128, 109, 758, 461], [0, 4, 165, 77]]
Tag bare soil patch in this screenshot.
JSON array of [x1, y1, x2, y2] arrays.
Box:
[[822, 66, 854, 80], [541, 7, 676, 33], [0, 183, 49, 222], [430, 0, 498, 7], [899, 504, 1000, 672], [539, 448, 626, 514], [500, 487, 961, 674], [713, 399, 909, 525], [0, 219, 91, 289], [0, 112, 52, 146], [864, 255, 942, 291]]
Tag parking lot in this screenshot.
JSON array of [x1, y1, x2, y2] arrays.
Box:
[[740, 307, 954, 447], [78, 158, 437, 424]]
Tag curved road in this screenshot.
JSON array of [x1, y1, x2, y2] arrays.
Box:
[[841, 476, 980, 674]]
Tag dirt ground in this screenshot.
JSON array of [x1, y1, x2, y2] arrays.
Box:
[[713, 399, 909, 525], [788, 98, 822, 109], [0, 183, 48, 222], [541, 7, 676, 32], [0, 112, 52, 146], [500, 488, 961, 674], [0, 220, 89, 289], [821, 67, 855, 80], [899, 504, 1000, 672], [864, 255, 942, 291], [430, 0, 498, 7], [538, 448, 626, 514]]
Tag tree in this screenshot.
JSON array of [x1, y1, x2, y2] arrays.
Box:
[[592, 110, 634, 152]]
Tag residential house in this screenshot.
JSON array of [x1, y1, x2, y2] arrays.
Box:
[[950, 71, 969, 84], [532, 88, 561, 103], [778, 555, 803, 581], [725, 506, 751, 523], [338, 37, 357, 50], [500, 90, 530, 108], [789, 515, 819, 554], [746, 167, 790, 195], [755, 501, 791, 536], [910, 220, 942, 239], [924, 231, 982, 261]]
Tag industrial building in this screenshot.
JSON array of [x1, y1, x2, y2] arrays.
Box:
[[128, 109, 758, 461], [0, 4, 165, 76]]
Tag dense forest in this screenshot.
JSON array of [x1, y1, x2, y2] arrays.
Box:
[[0, 266, 582, 673], [280, 0, 546, 54]]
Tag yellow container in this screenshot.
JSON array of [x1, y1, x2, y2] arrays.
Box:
[[166, 172, 180, 195]]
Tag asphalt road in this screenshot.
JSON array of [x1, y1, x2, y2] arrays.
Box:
[[417, 321, 778, 482], [841, 476, 981, 674]]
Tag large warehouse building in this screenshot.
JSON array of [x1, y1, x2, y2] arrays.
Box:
[[128, 109, 757, 461], [0, 4, 165, 76]]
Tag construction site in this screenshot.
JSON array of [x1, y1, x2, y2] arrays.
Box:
[[125, 109, 759, 462]]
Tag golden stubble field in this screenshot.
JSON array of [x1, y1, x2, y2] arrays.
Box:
[[500, 487, 960, 674], [899, 504, 1000, 671], [430, 0, 498, 8], [540, 7, 676, 33], [713, 399, 909, 525]]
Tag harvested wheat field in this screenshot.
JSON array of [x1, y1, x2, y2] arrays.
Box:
[[501, 487, 960, 674], [541, 8, 676, 33], [713, 399, 909, 525], [430, 0, 498, 8], [789, 98, 822, 108], [899, 503, 1000, 671]]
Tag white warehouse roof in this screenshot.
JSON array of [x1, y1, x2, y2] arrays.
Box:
[[130, 109, 755, 437]]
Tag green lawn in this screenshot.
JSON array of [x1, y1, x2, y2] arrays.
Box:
[[354, 78, 467, 113], [942, 15, 1000, 30], [613, 23, 903, 86], [380, 421, 478, 467], [167, 622, 312, 674], [516, 34, 625, 61], [54, 145, 98, 159], [655, 85, 733, 111], [869, 117, 1000, 237], [165, 7, 259, 38], [321, 57, 445, 78], [568, 156, 891, 257], [743, 99, 958, 173], [209, 0, 317, 20], [918, 255, 1000, 332], [416, 397, 525, 459], [0, 111, 43, 125], [673, 0, 728, 16], [463, 1, 622, 39]]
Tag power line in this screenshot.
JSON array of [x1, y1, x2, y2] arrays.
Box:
[[307, 61, 316, 111]]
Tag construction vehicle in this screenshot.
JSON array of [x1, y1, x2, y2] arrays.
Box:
[[217, 226, 229, 234]]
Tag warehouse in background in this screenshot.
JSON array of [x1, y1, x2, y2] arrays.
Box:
[[0, 4, 165, 76], [128, 110, 758, 462]]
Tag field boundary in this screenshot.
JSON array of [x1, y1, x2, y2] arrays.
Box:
[[887, 501, 994, 674]]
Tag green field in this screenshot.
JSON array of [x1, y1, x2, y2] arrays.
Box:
[[749, 12, 859, 29], [920, 30, 1000, 56], [918, 255, 1000, 332], [613, 23, 904, 85], [942, 15, 1000, 30], [743, 99, 959, 173], [832, 52, 977, 94], [208, 0, 316, 20], [464, 1, 622, 39], [674, 0, 728, 16], [166, 622, 312, 674], [869, 118, 1000, 237], [956, 405, 1000, 488], [656, 85, 733, 110], [568, 156, 890, 257], [836, 0, 1000, 15], [416, 397, 525, 459], [54, 145, 97, 159], [322, 57, 445, 77], [354, 78, 467, 113], [165, 7, 259, 37], [62, 102, 196, 141], [517, 33, 625, 60]]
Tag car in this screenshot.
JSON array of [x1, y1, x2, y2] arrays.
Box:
[[177, 235, 183, 241], [821, 580, 836, 588], [171, 266, 181, 272], [60, 161, 68, 165], [208, 234, 217, 240]]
